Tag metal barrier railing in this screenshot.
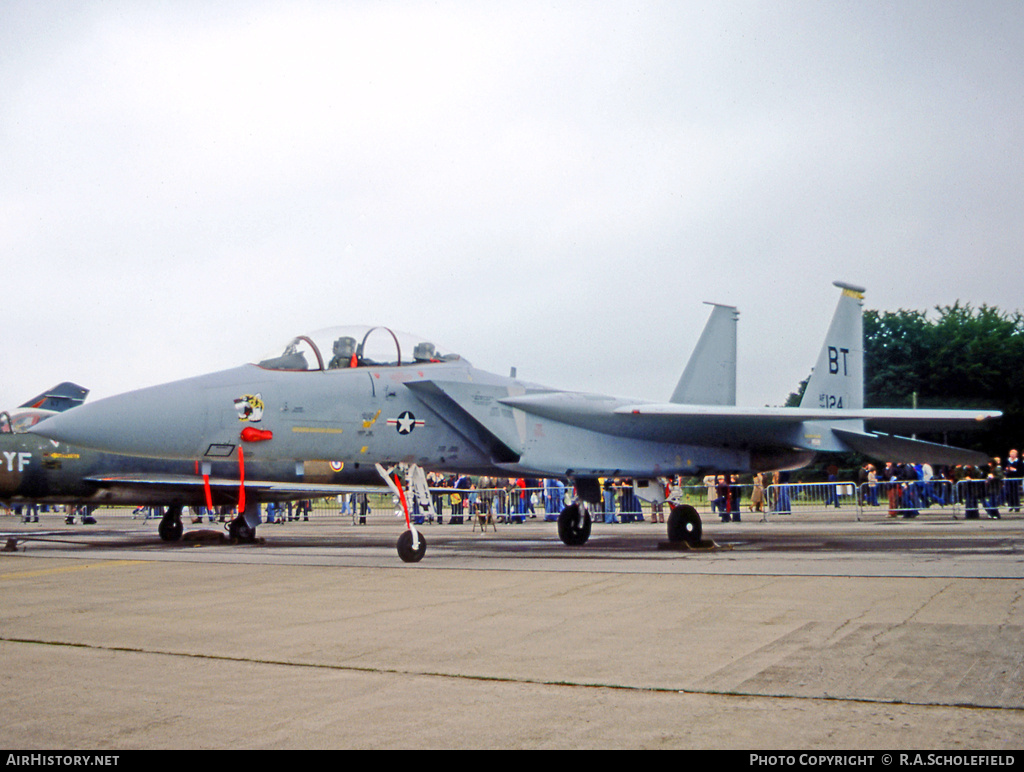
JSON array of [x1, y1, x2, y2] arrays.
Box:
[[763, 481, 858, 521], [858, 478, 1019, 520], [762, 480, 962, 521], [859, 479, 957, 520], [953, 478, 1018, 519]]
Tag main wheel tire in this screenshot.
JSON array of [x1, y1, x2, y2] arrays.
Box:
[[158, 517, 183, 542], [228, 516, 257, 543], [667, 504, 702, 546], [397, 529, 427, 563], [557, 504, 592, 546]]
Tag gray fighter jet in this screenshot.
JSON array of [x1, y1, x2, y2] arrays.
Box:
[[32, 283, 1000, 561], [10, 303, 736, 547], [2, 384, 385, 540]]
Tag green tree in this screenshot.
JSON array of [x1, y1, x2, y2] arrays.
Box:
[[864, 303, 1024, 453]]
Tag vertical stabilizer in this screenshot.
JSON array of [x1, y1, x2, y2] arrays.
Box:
[[18, 382, 89, 412], [799, 282, 864, 410], [670, 303, 738, 405]]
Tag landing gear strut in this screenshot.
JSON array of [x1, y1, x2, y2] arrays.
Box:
[[158, 505, 184, 542], [667, 504, 702, 546], [557, 503, 592, 546]]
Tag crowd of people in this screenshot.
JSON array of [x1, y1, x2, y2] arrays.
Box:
[[405, 473, 637, 525], [857, 449, 1021, 519]]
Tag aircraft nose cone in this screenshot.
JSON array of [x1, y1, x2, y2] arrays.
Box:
[[29, 378, 209, 459]]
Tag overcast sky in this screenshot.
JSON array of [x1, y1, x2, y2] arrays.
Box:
[[3, 0, 1022, 413]]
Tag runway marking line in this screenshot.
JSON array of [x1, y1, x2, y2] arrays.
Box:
[[0, 560, 149, 580]]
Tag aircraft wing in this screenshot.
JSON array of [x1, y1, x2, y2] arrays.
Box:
[[504, 392, 994, 433], [616, 404, 1000, 461], [499, 393, 1000, 463], [614, 403, 1001, 427]]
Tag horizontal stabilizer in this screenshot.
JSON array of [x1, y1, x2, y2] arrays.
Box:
[[831, 428, 990, 466]]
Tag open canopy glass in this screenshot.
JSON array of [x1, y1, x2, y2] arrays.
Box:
[[255, 326, 462, 371]]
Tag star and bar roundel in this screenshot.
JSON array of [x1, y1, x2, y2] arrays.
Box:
[[387, 411, 424, 435]]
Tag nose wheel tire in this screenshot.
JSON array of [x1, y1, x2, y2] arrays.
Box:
[[667, 504, 702, 546], [397, 529, 426, 563]]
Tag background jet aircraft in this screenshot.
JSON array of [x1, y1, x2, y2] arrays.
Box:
[[33, 283, 1000, 561], [2, 383, 386, 541]]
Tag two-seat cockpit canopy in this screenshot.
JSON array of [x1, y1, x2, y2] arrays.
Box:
[[256, 326, 462, 372]]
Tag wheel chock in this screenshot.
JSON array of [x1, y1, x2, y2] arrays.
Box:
[[657, 538, 724, 551]]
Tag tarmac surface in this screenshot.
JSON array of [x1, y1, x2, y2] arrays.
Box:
[[1, 508, 1023, 750]]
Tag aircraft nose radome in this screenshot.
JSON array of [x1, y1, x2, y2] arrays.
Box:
[[28, 380, 207, 460]]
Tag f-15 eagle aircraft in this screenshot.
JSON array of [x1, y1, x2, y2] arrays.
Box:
[[16, 301, 736, 549], [32, 283, 1000, 562]]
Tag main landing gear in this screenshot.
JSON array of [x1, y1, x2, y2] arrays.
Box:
[[666, 504, 702, 546], [227, 500, 261, 543], [157, 500, 259, 545], [557, 503, 592, 546], [556, 502, 703, 548], [158, 505, 184, 542], [228, 514, 258, 543]]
